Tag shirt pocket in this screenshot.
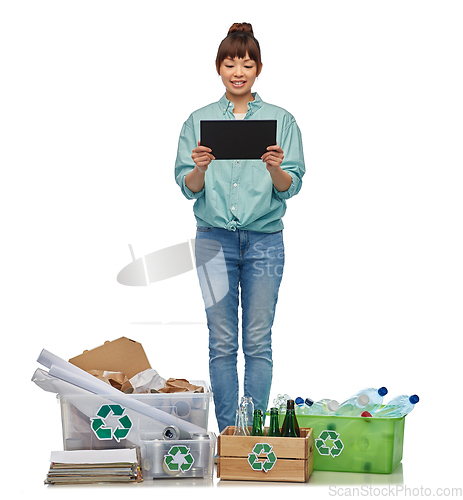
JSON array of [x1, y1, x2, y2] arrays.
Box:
[[251, 161, 268, 173]]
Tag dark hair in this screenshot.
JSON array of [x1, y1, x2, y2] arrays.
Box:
[[215, 23, 262, 75]]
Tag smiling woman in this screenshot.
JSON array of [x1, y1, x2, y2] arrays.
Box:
[[216, 24, 262, 113], [219, 56, 259, 113], [174, 22, 305, 433]]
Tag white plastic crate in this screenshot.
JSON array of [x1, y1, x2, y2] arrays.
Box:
[[58, 381, 215, 479], [140, 432, 216, 480]]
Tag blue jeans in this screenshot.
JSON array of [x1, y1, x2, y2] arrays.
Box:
[[195, 227, 284, 432]]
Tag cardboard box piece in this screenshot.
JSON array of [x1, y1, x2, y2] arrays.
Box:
[[69, 337, 151, 379]]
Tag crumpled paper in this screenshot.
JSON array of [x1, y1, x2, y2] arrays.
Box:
[[158, 378, 204, 394], [86, 369, 204, 395], [87, 370, 133, 393], [128, 368, 166, 394]]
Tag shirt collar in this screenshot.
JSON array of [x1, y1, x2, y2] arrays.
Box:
[[218, 92, 263, 115]]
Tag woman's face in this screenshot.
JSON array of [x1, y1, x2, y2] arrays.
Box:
[[219, 53, 260, 100]]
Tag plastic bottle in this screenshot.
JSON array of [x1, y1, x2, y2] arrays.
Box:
[[295, 397, 314, 416], [335, 393, 370, 417], [353, 387, 388, 414], [273, 394, 292, 413], [303, 398, 339, 415], [370, 395, 419, 418]]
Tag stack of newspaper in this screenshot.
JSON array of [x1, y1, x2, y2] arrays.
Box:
[[45, 449, 142, 485]]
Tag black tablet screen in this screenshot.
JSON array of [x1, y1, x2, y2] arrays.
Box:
[[200, 120, 277, 160]]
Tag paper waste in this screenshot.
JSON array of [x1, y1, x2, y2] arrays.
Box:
[[45, 449, 142, 484], [32, 347, 207, 440]]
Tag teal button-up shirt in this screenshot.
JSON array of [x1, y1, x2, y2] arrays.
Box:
[[175, 93, 305, 232]]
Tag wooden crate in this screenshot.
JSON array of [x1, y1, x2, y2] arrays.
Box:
[[217, 426, 314, 482]]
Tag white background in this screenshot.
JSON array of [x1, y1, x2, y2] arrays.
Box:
[[1, 1, 462, 498]]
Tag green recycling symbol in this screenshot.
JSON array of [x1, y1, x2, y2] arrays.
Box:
[[164, 445, 194, 473], [315, 430, 344, 458], [247, 443, 278, 473], [90, 404, 132, 442]]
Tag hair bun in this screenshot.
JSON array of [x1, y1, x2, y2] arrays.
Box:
[[228, 22, 254, 36]]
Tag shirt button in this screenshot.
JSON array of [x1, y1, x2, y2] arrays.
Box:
[[234, 183, 237, 187], [231, 206, 235, 211]]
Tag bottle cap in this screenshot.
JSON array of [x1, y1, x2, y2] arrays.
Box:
[[361, 411, 372, 417], [327, 400, 339, 412], [357, 393, 369, 407], [286, 399, 295, 410], [305, 398, 314, 407], [295, 397, 304, 405], [378, 387, 388, 396], [409, 395, 419, 404]]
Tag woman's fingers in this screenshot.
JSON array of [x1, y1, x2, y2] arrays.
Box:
[[192, 142, 215, 172], [261, 144, 284, 164], [262, 144, 284, 172], [261, 153, 284, 165], [266, 145, 284, 153], [192, 144, 214, 161], [192, 152, 215, 163]]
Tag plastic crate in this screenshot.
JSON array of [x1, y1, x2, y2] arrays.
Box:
[[289, 413, 405, 474], [58, 381, 215, 479], [140, 432, 216, 479]]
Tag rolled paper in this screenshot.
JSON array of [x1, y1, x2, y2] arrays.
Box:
[[32, 368, 167, 444], [37, 349, 205, 434]]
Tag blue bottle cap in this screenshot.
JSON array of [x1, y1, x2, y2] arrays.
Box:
[[295, 397, 304, 405], [410, 395, 419, 404], [305, 398, 314, 407], [378, 387, 388, 396]]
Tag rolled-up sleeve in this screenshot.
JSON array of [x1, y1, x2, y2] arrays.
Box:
[[174, 115, 205, 200], [273, 119, 305, 200]]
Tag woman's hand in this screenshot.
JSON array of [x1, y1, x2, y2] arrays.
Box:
[[192, 141, 215, 173], [262, 145, 292, 192], [261, 145, 284, 173]]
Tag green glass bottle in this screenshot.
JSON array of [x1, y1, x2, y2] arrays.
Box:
[[281, 400, 300, 437], [251, 409, 264, 436], [267, 407, 281, 437]]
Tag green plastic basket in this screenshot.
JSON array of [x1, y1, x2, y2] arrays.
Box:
[[280, 413, 405, 474]]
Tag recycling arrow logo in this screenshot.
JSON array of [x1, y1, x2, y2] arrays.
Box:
[[315, 430, 344, 458], [90, 404, 133, 442], [164, 445, 194, 473], [247, 443, 278, 473]]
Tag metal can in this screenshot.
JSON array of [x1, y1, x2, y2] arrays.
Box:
[[163, 425, 180, 440], [191, 433, 210, 469]]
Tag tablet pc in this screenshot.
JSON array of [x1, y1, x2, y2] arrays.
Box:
[[200, 120, 277, 160]]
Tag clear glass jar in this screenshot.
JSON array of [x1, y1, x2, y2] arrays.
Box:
[[233, 407, 250, 436]]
